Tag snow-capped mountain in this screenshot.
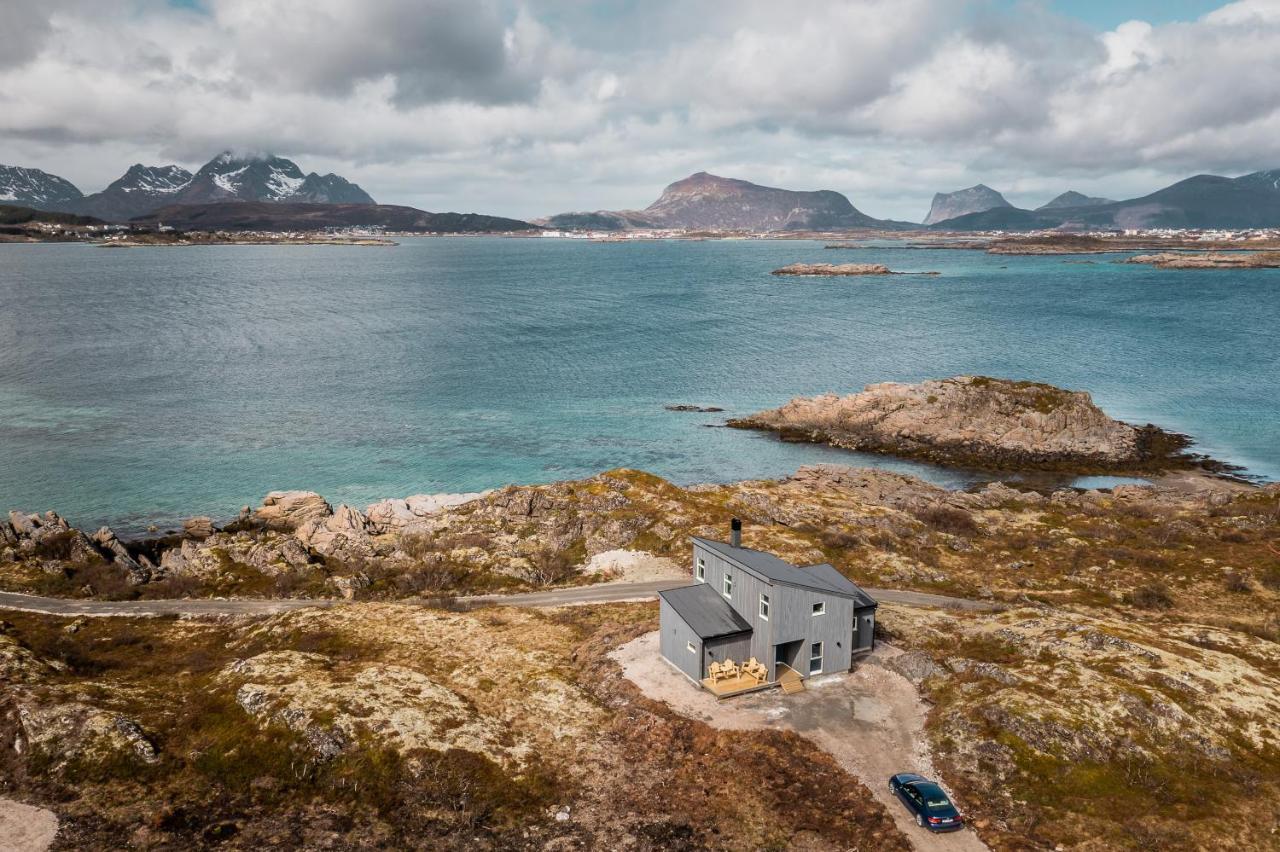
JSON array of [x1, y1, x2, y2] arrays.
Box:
[[172, 152, 374, 207], [0, 165, 83, 206], [67, 164, 194, 221]]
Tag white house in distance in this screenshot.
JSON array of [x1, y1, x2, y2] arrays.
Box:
[[658, 519, 877, 696]]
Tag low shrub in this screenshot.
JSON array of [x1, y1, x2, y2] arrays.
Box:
[[911, 506, 979, 536], [1126, 582, 1174, 609]]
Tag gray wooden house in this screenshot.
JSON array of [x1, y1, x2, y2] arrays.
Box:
[[658, 520, 877, 695]]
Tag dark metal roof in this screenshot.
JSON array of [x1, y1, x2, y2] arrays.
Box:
[[658, 583, 753, 640], [804, 562, 878, 608], [692, 537, 878, 606]]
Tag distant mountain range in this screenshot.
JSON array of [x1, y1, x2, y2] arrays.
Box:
[[0, 152, 539, 232], [8, 154, 1280, 233], [543, 172, 915, 232], [928, 170, 1280, 231], [0, 152, 376, 222]]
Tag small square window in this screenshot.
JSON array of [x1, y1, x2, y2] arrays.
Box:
[[723, 572, 733, 598], [759, 593, 770, 620], [812, 601, 826, 616], [687, 641, 696, 654]]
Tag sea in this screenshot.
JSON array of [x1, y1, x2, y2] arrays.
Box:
[[1, 237, 1277, 534]]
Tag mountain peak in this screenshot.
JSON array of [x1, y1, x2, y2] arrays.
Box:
[[545, 171, 898, 231], [1036, 190, 1116, 211], [923, 184, 1012, 225], [0, 164, 83, 205]]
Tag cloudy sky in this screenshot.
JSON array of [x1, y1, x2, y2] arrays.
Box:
[[2, 0, 1279, 221]]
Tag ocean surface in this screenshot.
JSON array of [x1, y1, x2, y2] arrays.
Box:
[[1, 237, 1277, 534]]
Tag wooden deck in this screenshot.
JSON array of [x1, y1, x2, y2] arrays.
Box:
[[701, 672, 774, 699]]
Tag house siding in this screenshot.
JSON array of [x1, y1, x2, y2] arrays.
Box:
[[659, 598, 705, 683], [705, 633, 752, 668], [854, 605, 877, 653]]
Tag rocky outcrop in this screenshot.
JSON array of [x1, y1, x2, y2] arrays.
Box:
[[294, 504, 376, 558], [365, 492, 486, 533], [729, 376, 1193, 472], [159, 530, 313, 579], [222, 650, 518, 765]]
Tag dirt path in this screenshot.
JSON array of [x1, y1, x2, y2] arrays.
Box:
[[0, 799, 58, 852], [0, 583, 1000, 618], [613, 632, 991, 852]]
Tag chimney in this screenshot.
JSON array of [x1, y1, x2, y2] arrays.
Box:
[[730, 518, 742, 548]]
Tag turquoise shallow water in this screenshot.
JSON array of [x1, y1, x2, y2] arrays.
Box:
[[1, 237, 1277, 533]]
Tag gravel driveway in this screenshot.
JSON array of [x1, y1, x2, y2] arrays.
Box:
[[613, 631, 991, 852]]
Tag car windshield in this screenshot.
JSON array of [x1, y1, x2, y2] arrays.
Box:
[[915, 784, 951, 810]]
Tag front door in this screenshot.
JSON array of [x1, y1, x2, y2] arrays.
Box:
[[773, 639, 803, 680]]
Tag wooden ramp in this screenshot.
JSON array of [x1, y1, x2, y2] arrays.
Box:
[[778, 666, 805, 694]]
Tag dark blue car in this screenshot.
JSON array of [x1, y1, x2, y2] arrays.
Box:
[[888, 773, 964, 832]]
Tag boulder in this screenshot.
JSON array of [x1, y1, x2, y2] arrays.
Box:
[[91, 527, 150, 583], [254, 491, 332, 531], [182, 516, 216, 539], [885, 650, 937, 684]]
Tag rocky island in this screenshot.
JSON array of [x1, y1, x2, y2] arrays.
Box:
[[771, 262, 937, 276], [1125, 251, 1280, 269], [728, 376, 1202, 473]]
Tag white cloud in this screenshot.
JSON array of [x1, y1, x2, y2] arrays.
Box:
[[0, 1, 1278, 221]]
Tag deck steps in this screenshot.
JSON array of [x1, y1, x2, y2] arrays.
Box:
[[778, 666, 805, 694]]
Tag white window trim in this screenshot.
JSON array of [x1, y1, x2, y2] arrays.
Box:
[[686, 641, 696, 654], [722, 572, 733, 599], [809, 641, 824, 675], [759, 593, 770, 621], [696, 558, 705, 582], [812, 601, 826, 616]]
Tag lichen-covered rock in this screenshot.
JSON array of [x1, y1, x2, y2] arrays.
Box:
[[222, 651, 519, 765], [729, 376, 1189, 472], [884, 650, 937, 684], [16, 702, 159, 769]]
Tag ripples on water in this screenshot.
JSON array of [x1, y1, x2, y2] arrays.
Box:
[[1, 237, 1276, 531]]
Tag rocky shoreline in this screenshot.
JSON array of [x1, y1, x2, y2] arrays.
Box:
[[728, 376, 1219, 475]]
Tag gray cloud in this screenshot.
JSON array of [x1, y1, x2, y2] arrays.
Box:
[[213, 0, 538, 106]]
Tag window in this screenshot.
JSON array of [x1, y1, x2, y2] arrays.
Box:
[[759, 593, 770, 621], [809, 641, 823, 675], [686, 641, 696, 654], [812, 601, 826, 616], [722, 572, 733, 598], [696, 558, 705, 582]]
